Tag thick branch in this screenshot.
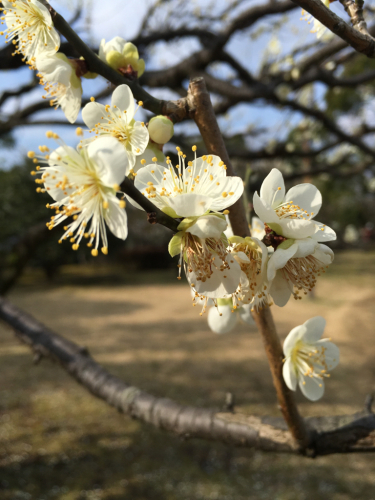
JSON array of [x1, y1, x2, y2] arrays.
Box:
[[291, 0, 375, 57], [187, 77, 309, 450], [2, 296, 375, 456]]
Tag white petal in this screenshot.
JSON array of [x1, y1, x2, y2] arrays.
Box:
[[269, 270, 292, 307], [105, 196, 128, 240], [283, 324, 306, 357], [98, 39, 106, 61], [82, 102, 107, 129], [168, 193, 212, 217], [238, 304, 255, 325], [61, 84, 82, 124], [282, 357, 298, 391], [190, 256, 241, 298], [207, 306, 237, 334], [204, 177, 244, 212], [278, 219, 316, 239], [319, 342, 340, 371], [128, 121, 149, 155], [302, 316, 326, 343], [284, 183, 322, 219], [299, 376, 325, 401], [260, 169, 285, 208], [36, 57, 71, 85], [105, 36, 126, 54], [267, 244, 298, 281], [187, 215, 227, 239], [253, 192, 279, 223], [293, 238, 318, 258], [311, 222, 337, 242], [251, 217, 266, 240], [88, 136, 129, 185], [111, 84, 135, 119], [312, 244, 334, 266]]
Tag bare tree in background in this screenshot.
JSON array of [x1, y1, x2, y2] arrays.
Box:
[[1, 0, 375, 458]]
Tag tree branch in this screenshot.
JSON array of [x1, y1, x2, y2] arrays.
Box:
[[291, 0, 375, 57], [187, 77, 310, 450], [2, 296, 375, 456]]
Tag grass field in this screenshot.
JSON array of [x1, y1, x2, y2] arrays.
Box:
[[1, 251, 375, 499]]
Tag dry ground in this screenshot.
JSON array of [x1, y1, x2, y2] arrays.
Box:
[[1, 251, 375, 500]]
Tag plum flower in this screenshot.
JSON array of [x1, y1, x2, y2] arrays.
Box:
[[283, 317, 339, 401], [301, 0, 334, 41], [82, 84, 149, 171], [0, 0, 60, 63], [229, 236, 272, 310], [253, 168, 336, 302], [36, 53, 82, 124], [207, 299, 255, 334], [134, 147, 244, 308], [30, 134, 128, 255], [99, 37, 145, 78]]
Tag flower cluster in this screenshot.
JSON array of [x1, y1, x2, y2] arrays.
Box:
[[14, 2, 340, 403], [301, 0, 335, 41]]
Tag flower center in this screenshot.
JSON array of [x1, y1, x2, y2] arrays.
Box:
[[184, 232, 229, 283], [292, 341, 331, 382], [282, 255, 327, 299]]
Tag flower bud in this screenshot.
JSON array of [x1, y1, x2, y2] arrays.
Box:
[[148, 115, 174, 144]]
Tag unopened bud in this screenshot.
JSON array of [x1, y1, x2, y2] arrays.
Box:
[[148, 115, 174, 145]]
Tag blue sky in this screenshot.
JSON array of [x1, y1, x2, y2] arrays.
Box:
[[0, 0, 372, 169]]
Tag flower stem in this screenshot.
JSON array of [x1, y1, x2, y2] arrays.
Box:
[[188, 76, 311, 450]]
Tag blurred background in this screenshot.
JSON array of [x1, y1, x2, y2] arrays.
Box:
[[1, 0, 375, 498]]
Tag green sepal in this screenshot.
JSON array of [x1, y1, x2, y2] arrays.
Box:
[[162, 206, 179, 218], [229, 236, 244, 245], [267, 222, 283, 236], [168, 231, 184, 257], [278, 238, 295, 250], [177, 216, 198, 231], [217, 298, 233, 307]]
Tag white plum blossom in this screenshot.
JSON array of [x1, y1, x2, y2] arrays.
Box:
[[283, 317, 339, 401], [301, 0, 334, 41], [99, 37, 145, 77], [82, 84, 149, 171], [253, 168, 336, 303], [0, 0, 60, 63], [134, 148, 244, 308], [36, 53, 82, 124], [207, 299, 255, 334], [30, 134, 129, 255]]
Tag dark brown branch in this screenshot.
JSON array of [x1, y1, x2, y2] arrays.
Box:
[[291, 0, 375, 57], [2, 296, 375, 456], [121, 178, 179, 233], [187, 77, 310, 450], [339, 0, 370, 36]]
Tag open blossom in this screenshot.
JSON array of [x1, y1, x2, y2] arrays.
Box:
[[283, 317, 339, 401], [301, 0, 334, 41], [82, 84, 149, 171], [134, 148, 244, 307], [99, 37, 145, 78], [229, 236, 272, 310], [0, 0, 60, 63], [207, 298, 254, 334], [253, 168, 336, 303], [36, 53, 82, 124], [30, 134, 129, 255]]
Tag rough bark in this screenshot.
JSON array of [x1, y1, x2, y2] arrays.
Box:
[[1, 296, 375, 456]]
